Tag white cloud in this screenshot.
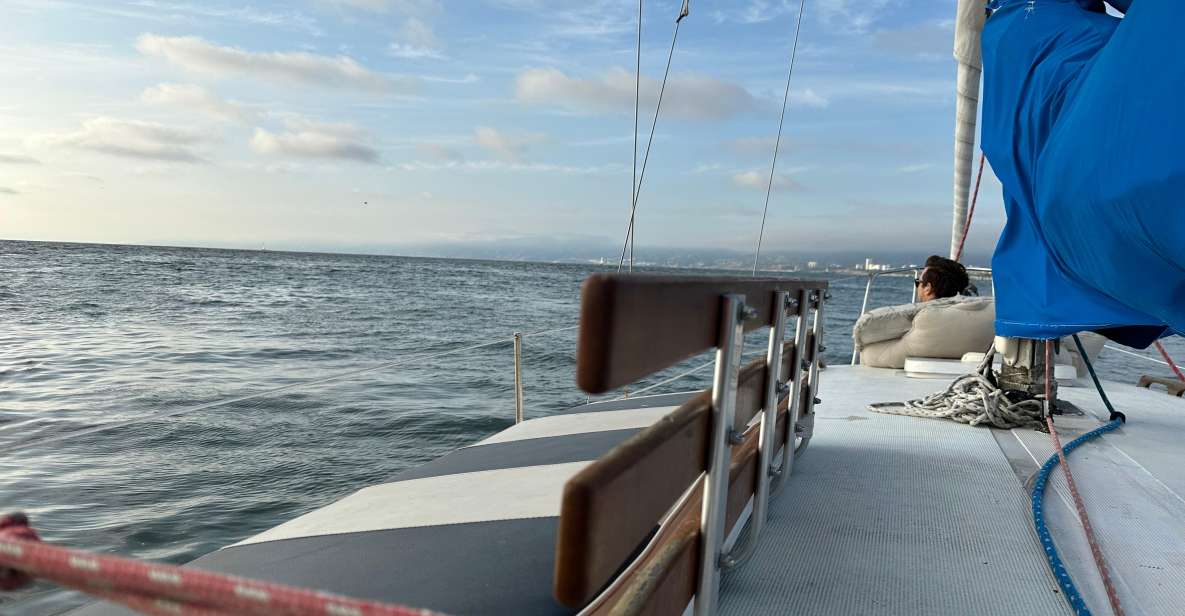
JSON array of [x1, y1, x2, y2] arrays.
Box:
[[0, 153, 40, 164], [515, 67, 758, 121], [815, 0, 894, 35], [898, 162, 934, 173], [34, 117, 207, 162], [473, 126, 546, 162], [251, 118, 380, 163], [792, 88, 829, 109], [0, 186, 19, 195], [416, 142, 462, 161], [141, 83, 257, 123], [732, 170, 801, 191], [136, 34, 412, 92], [318, 0, 440, 14], [713, 0, 802, 25], [389, 17, 444, 59]]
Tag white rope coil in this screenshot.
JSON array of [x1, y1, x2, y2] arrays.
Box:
[[869, 351, 1045, 429]]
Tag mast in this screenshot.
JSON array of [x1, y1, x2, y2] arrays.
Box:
[[950, 0, 986, 259]]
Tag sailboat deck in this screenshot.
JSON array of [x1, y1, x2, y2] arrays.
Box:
[[720, 365, 1185, 616]]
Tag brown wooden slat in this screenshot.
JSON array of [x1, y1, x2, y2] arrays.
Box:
[[554, 391, 712, 607], [580, 477, 703, 616], [576, 274, 827, 394], [733, 356, 769, 432]]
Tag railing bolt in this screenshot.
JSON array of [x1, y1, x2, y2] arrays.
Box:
[[823, 291, 832, 301], [727, 429, 745, 445], [819, 344, 827, 353], [813, 397, 823, 406], [801, 359, 811, 371], [776, 381, 790, 395], [785, 297, 799, 313], [739, 305, 758, 322]]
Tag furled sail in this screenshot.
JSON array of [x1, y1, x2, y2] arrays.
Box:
[[950, 0, 986, 260], [980, 0, 1182, 345]]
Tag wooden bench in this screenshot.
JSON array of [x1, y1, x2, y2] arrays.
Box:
[[554, 274, 828, 615]]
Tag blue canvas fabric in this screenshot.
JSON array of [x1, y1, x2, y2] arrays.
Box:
[[981, 0, 1183, 346]]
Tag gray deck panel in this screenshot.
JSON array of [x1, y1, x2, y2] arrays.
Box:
[[720, 366, 1071, 616]]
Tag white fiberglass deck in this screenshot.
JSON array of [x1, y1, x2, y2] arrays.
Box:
[[720, 365, 1185, 616]]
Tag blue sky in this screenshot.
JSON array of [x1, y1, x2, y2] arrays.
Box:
[[0, 0, 1006, 261]]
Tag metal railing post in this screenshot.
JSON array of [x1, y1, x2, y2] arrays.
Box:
[[852, 274, 875, 365], [720, 290, 789, 570], [694, 294, 747, 616], [513, 333, 524, 424], [796, 291, 827, 455], [772, 288, 809, 493]]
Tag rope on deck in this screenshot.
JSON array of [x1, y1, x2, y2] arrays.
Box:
[[867, 349, 1045, 429]]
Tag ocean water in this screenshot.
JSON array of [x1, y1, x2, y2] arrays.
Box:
[[1, 240, 1181, 614]]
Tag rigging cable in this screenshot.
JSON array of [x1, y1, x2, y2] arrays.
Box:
[[617, 0, 690, 272], [751, 0, 808, 276]]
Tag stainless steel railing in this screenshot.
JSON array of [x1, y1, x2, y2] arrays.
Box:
[[850, 266, 993, 365]]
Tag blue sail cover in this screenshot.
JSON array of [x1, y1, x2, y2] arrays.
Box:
[[981, 0, 1183, 346]]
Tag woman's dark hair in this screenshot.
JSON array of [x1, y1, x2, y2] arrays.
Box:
[[921, 255, 970, 298]]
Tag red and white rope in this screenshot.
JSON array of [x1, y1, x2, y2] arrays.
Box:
[[1044, 342, 1125, 616], [1152, 340, 1185, 383], [0, 513, 445, 616]]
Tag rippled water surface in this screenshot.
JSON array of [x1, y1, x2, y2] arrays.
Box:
[[1, 240, 1180, 614]]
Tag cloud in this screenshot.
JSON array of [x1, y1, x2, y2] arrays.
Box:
[[141, 83, 257, 123], [792, 88, 829, 109], [34, 117, 206, 162], [0, 153, 40, 164], [389, 17, 444, 59], [515, 67, 758, 120], [732, 170, 802, 191], [898, 162, 934, 173], [318, 0, 440, 14], [416, 142, 462, 161], [136, 34, 412, 92], [250, 118, 380, 163], [815, 0, 894, 35], [473, 126, 546, 161], [0, 186, 18, 195], [713, 0, 803, 24]]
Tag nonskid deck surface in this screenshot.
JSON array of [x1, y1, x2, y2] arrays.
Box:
[[720, 365, 1185, 616], [719, 366, 1071, 615]]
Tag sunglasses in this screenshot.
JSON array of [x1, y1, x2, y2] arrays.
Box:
[[914, 278, 923, 287]]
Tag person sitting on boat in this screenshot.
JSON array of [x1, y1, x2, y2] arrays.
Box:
[[915, 255, 971, 302], [853, 256, 992, 369]]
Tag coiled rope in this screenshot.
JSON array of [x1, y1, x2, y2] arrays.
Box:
[[0, 513, 443, 616], [868, 349, 1045, 429]]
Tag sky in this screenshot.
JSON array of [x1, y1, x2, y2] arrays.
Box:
[[0, 0, 1008, 262]]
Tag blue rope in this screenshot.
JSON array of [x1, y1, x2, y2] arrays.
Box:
[[1031, 418, 1124, 616]]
